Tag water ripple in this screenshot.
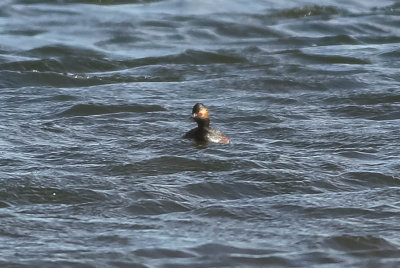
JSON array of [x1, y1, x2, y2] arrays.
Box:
[[1, 0, 400, 267]]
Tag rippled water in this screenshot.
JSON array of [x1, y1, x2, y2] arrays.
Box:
[[1, 0, 400, 267]]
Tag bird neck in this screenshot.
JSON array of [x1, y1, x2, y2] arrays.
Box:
[[196, 118, 210, 129]]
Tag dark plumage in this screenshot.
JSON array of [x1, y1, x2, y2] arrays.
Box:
[[183, 103, 229, 144]]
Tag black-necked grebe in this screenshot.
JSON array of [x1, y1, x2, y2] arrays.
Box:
[[183, 103, 229, 144]]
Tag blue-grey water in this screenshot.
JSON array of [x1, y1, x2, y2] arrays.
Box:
[[1, 0, 400, 267]]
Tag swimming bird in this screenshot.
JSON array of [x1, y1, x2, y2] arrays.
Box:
[[183, 103, 230, 144]]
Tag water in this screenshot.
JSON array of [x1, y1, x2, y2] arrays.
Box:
[[1, 0, 400, 267]]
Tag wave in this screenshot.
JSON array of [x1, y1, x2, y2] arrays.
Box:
[[271, 5, 346, 19], [1, 1, 399, 267], [107, 156, 232, 177], [24, 46, 246, 69], [342, 172, 399, 188], [124, 49, 247, 67], [294, 51, 370, 65], [0, 58, 116, 73], [329, 104, 400, 121], [324, 235, 399, 253], [0, 70, 182, 88], [0, 48, 247, 88], [125, 199, 190, 215], [270, 34, 361, 48], [183, 180, 271, 201], [0, 185, 109, 206], [14, 0, 161, 4], [58, 103, 166, 117], [27, 44, 104, 58], [326, 92, 400, 105], [133, 243, 289, 267], [134, 247, 195, 259]]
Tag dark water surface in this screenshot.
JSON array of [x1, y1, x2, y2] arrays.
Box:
[[1, 0, 400, 267]]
